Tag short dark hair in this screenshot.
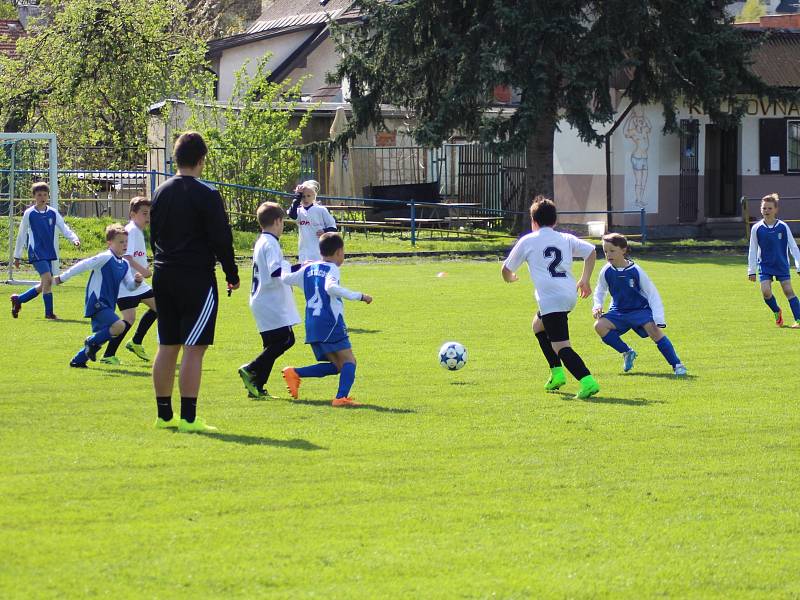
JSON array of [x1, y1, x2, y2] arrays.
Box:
[[105, 223, 128, 241], [319, 231, 344, 257], [530, 195, 557, 227], [129, 196, 151, 214], [257, 201, 285, 229], [762, 193, 779, 207], [173, 131, 208, 168], [31, 182, 49, 195], [602, 232, 629, 252]]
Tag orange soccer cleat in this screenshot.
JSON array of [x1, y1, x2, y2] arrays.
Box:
[[332, 396, 362, 407], [281, 367, 301, 399], [775, 309, 784, 327]]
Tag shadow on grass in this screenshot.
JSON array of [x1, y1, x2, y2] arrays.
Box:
[[49, 318, 86, 325], [202, 432, 325, 450], [625, 372, 698, 380], [553, 391, 663, 406], [450, 381, 477, 386], [348, 328, 381, 334], [292, 398, 416, 414], [96, 368, 151, 377]]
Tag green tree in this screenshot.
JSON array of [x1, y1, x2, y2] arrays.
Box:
[[332, 0, 795, 223], [736, 0, 767, 23], [186, 56, 312, 227], [0, 0, 210, 166], [0, 1, 17, 20]]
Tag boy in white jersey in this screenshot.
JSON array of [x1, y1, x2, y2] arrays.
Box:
[[281, 232, 373, 407], [238, 202, 301, 399], [11, 182, 81, 320], [100, 197, 158, 365], [502, 196, 600, 399], [54, 224, 142, 368], [592, 233, 687, 376], [287, 179, 337, 262]]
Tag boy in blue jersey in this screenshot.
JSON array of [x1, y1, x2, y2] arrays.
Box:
[[11, 182, 81, 320], [592, 233, 687, 376], [280, 232, 372, 407], [54, 224, 143, 368], [747, 193, 800, 327]]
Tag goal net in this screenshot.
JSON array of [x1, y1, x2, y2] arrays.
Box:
[[1, 133, 59, 285]]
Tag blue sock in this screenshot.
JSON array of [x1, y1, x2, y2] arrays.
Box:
[[789, 296, 800, 321], [336, 362, 356, 399], [601, 330, 631, 354], [296, 362, 338, 378], [19, 287, 39, 303], [43, 293, 53, 316], [656, 336, 680, 367], [88, 327, 113, 347], [764, 296, 780, 313]]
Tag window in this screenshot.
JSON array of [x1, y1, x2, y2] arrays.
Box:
[[788, 120, 800, 173]]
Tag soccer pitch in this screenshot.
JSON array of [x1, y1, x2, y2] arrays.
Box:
[[1, 255, 798, 598]]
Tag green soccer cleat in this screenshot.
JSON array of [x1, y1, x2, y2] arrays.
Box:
[[544, 366, 567, 391], [100, 355, 121, 365], [178, 418, 218, 433], [575, 375, 600, 399], [238, 365, 261, 398], [125, 340, 150, 361], [155, 416, 179, 429]]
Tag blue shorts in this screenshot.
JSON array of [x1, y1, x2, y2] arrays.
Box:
[[90, 307, 121, 332], [310, 337, 351, 361], [602, 308, 654, 335], [32, 260, 54, 275], [759, 271, 790, 282]]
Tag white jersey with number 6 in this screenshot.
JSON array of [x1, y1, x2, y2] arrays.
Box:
[[503, 226, 595, 315]]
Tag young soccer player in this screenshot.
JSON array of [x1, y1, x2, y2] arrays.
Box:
[[281, 232, 372, 407], [238, 202, 301, 398], [100, 197, 158, 365], [54, 224, 143, 368], [592, 233, 687, 376], [11, 182, 81, 320], [747, 193, 800, 327], [287, 179, 337, 263], [501, 196, 600, 399]]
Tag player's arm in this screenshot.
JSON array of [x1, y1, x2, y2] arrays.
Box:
[[501, 240, 524, 282], [280, 264, 305, 287], [592, 265, 609, 319], [54, 254, 107, 285], [747, 224, 760, 280], [321, 206, 337, 233], [324, 275, 370, 302], [203, 191, 239, 289], [55, 212, 80, 247], [287, 192, 301, 219], [13, 211, 30, 268], [123, 255, 151, 278], [571, 237, 596, 298], [637, 266, 666, 326], [785, 223, 800, 273], [122, 264, 143, 290]]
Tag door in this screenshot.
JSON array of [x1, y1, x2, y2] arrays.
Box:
[[705, 124, 740, 217], [679, 119, 699, 223]]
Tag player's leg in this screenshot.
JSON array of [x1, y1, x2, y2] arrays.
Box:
[[595, 315, 636, 371], [241, 326, 294, 397], [760, 277, 782, 325], [153, 344, 180, 428], [778, 279, 800, 327], [545, 312, 599, 399], [12, 261, 49, 317], [327, 347, 359, 406], [127, 294, 157, 359], [533, 313, 566, 390], [71, 310, 120, 366], [40, 270, 55, 318], [642, 322, 687, 375], [102, 305, 135, 363]]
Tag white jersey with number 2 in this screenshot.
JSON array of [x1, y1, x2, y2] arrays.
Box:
[[503, 227, 595, 315]]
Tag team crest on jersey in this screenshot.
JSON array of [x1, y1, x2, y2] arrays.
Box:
[[629, 279, 635, 287], [49, 218, 54, 226], [779, 232, 783, 240]]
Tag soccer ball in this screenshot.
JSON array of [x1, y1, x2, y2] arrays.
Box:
[[438, 341, 467, 371]]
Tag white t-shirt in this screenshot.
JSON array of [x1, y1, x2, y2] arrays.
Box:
[[250, 232, 301, 332], [503, 227, 595, 315], [296, 204, 336, 262], [118, 221, 152, 298]]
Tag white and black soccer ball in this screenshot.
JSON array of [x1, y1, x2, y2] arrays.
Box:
[[438, 341, 467, 371]]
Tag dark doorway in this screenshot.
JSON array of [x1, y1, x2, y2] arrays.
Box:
[[705, 125, 740, 217], [679, 119, 699, 223]]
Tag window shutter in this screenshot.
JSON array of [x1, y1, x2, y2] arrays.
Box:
[[759, 119, 787, 175]]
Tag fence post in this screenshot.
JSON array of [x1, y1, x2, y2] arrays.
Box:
[[150, 170, 157, 198], [741, 196, 749, 239], [640, 208, 647, 244], [410, 199, 416, 246]]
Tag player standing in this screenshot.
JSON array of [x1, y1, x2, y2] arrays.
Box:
[[287, 180, 337, 263]]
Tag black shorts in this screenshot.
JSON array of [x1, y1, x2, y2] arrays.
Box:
[[153, 268, 218, 346], [538, 311, 570, 343], [117, 288, 155, 311]]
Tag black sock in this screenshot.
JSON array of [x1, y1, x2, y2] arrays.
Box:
[[249, 328, 295, 388], [557, 347, 591, 381], [103, 321, 132, 358], [535, 331, 562, 368], [156, 396, 173, 421], [132, 310, 157, 345], [180, 397, 197, 423]]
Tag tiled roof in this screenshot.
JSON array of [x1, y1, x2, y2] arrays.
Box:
[[746, 30, 800, 87], [0, 20, 25, 58], [247, 0, 354, 34]]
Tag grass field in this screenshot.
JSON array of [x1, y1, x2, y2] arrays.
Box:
[[1, 253, 799, 598]]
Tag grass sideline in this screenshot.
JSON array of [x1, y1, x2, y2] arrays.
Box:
[[1, 255, 799, 597]]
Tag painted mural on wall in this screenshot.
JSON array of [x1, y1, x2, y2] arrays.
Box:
[[623, 106, 660, 213]]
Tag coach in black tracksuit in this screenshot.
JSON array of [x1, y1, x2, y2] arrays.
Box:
[[149, 131, 240, 433]]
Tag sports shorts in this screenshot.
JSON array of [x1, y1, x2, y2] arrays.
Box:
[[538, 311, 570, 343], [310, 336, 351, 361], [153, 268, 218, 346], [90, 307, 121, 332], [602, 308, 655, 335], [759, 271, 790, 282], [32, 259, 54, 275], [117, 288, 155, 311]]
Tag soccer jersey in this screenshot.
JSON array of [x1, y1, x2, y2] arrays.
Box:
[[283, 261, 362, 343], [503, 227, 596, 315], [59, 250, 139, 317], [117, 221, 152, 299], [593, 261, 666, 325], [13, 205, 79, 265], [293, 204, 337, 262], [249, 232, 301, 332], [748, 219, 800, 277]]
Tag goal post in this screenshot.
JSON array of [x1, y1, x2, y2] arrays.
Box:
[[1, 133, 59, 285]]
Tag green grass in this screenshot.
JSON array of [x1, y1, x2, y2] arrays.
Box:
[[1, 255, 799, 598]]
